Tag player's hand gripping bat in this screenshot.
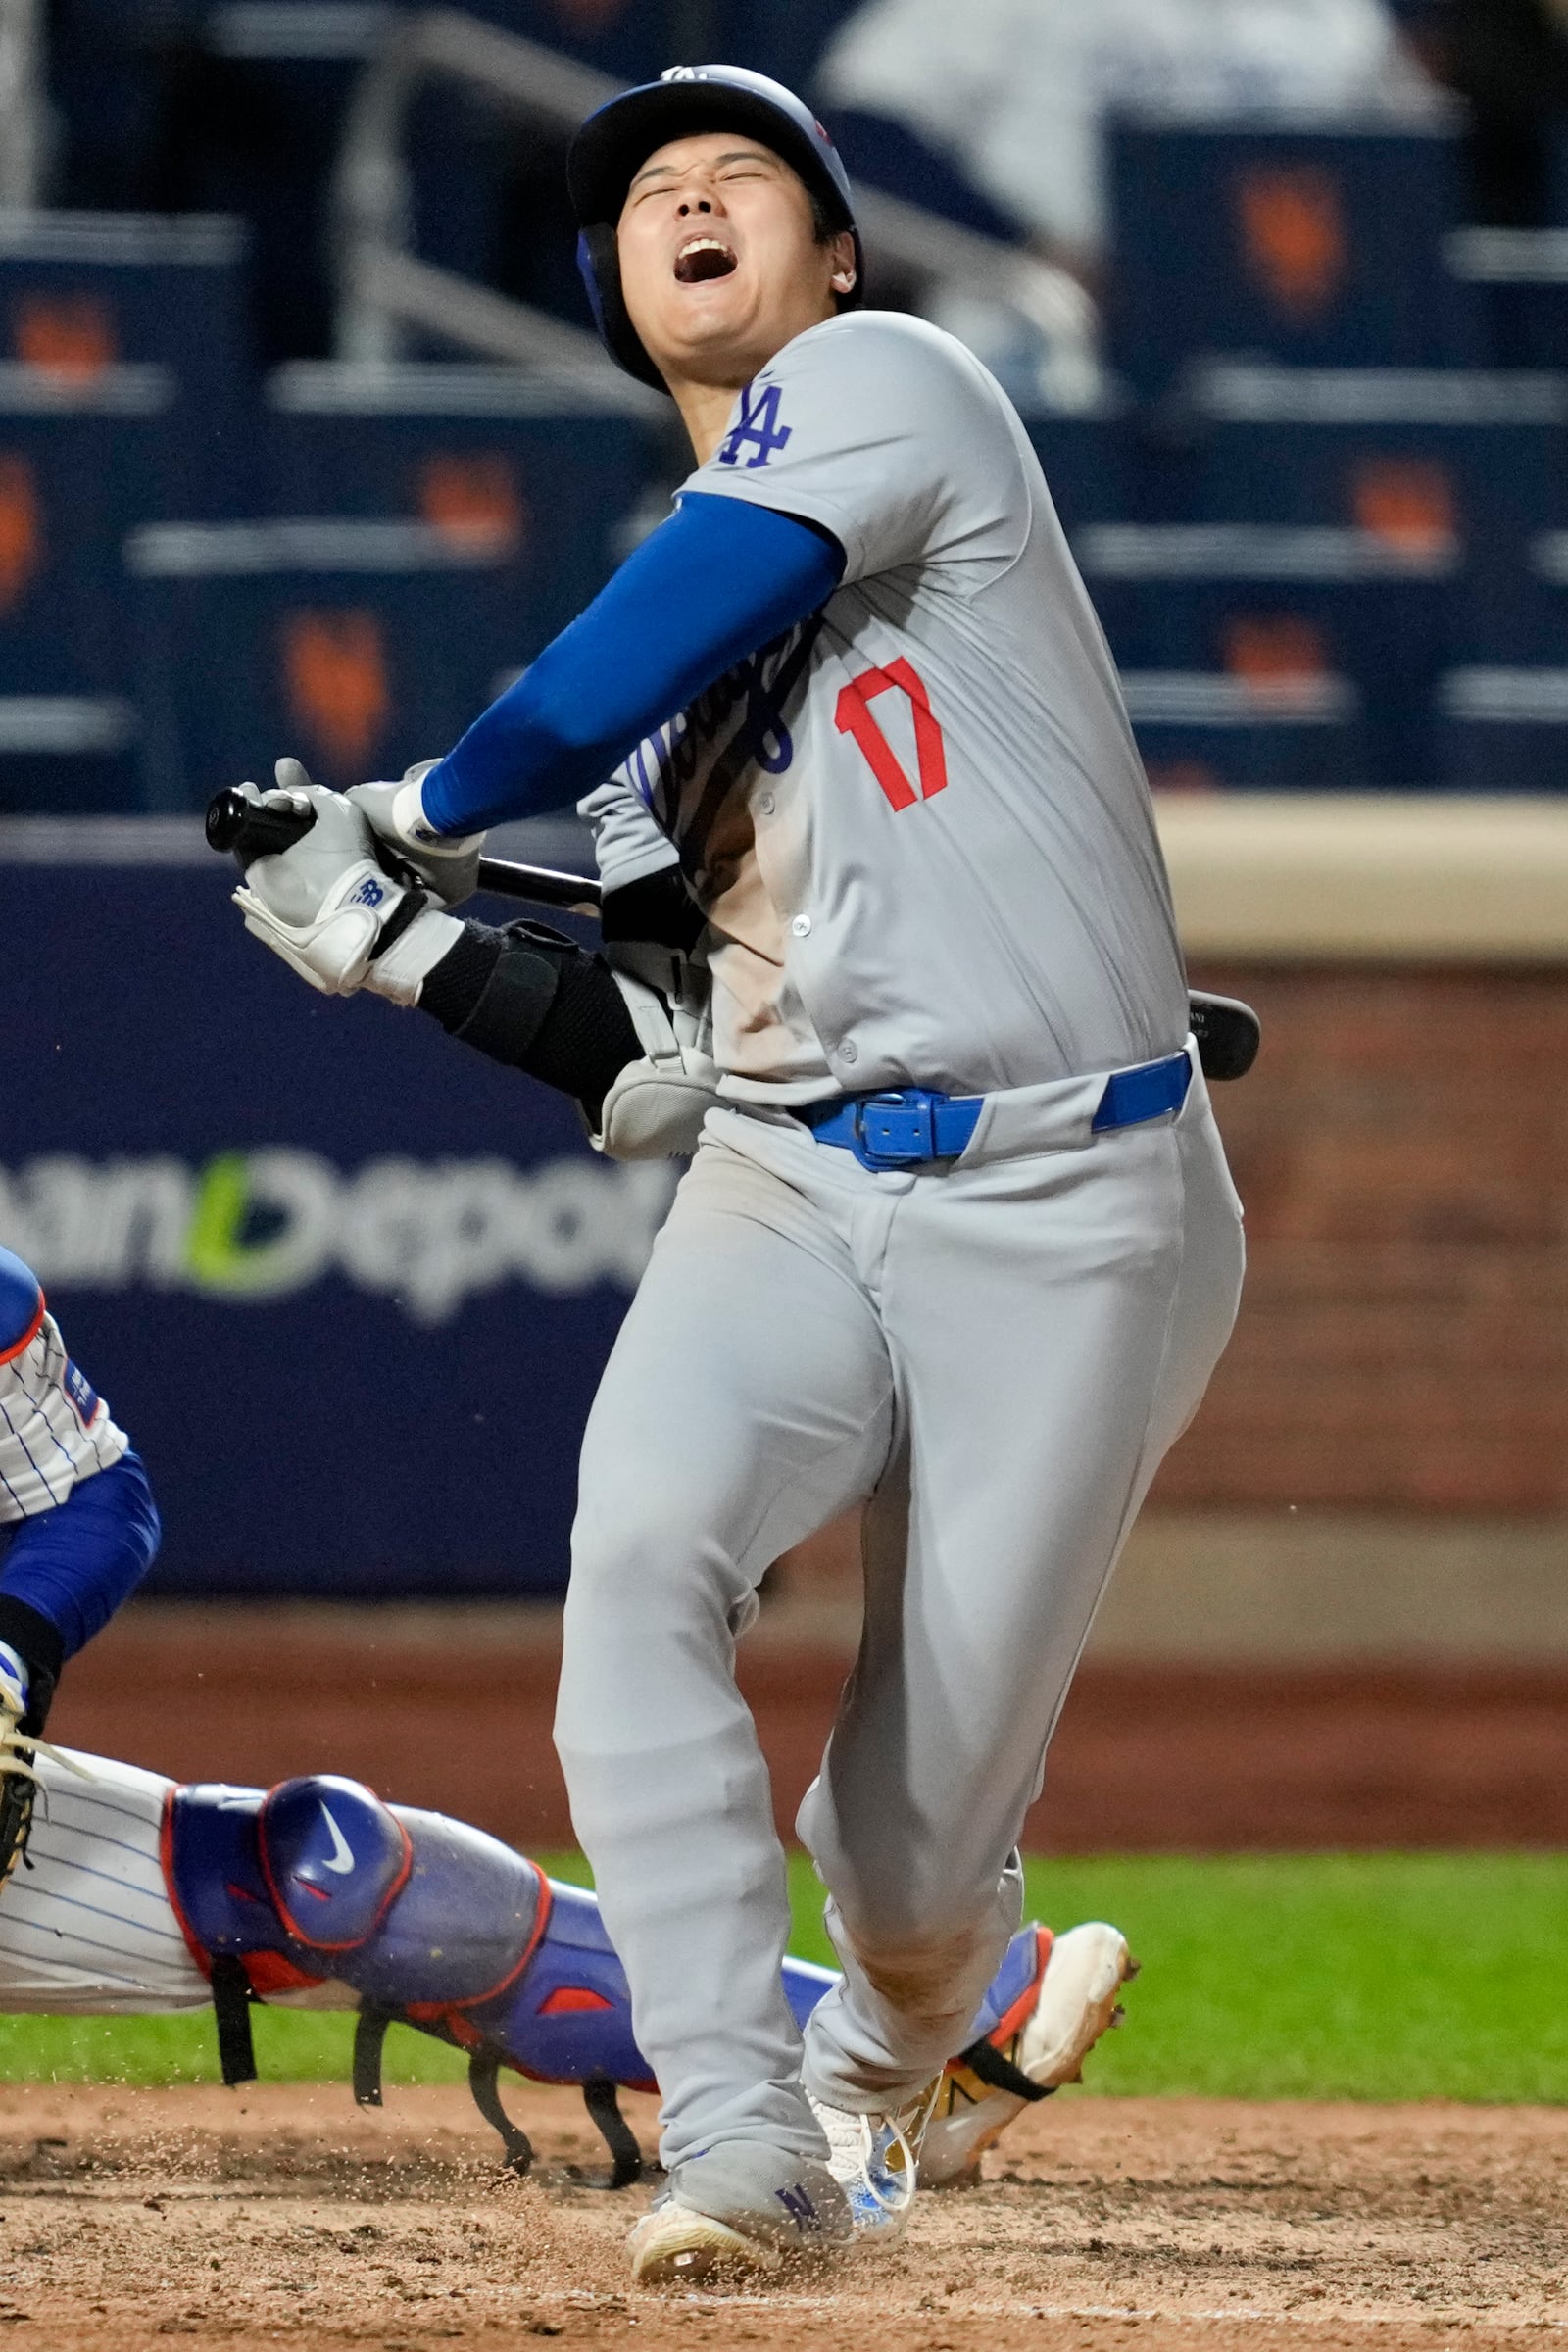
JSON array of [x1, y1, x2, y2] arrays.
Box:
[[205, 787, 603, 917], [207, 787, 1259, 1079]]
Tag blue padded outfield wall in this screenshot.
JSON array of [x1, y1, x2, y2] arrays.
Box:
[[0, 842, 671, 1598]]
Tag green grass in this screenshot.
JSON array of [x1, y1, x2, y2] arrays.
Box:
[[0, 1853, 1560, 2102]]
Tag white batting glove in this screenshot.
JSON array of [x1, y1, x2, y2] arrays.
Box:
[[234, 761, 464, 1006], [347, 759, 484, 909]]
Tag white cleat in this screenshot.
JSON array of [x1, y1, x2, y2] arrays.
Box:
[[626, 2146, 851, 2287], [808, 2080, 941, 2251], [918, 1921, 1136, 2189], [628, 2201, 786, 2285]]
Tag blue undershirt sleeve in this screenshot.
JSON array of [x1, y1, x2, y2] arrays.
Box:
[[419, 492, 846, 837], [0, 1452, 161, 1663]]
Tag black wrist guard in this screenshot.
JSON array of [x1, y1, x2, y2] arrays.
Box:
[[0, 1596, 63, 1736]]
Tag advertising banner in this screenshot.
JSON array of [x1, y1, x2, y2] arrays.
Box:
[[1, 842, 674, 1596]]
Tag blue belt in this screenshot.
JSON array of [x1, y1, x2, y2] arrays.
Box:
[[796, 1052, 1192, 1173]]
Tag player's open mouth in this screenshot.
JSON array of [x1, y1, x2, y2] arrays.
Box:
[[674, 236, 738, 284]]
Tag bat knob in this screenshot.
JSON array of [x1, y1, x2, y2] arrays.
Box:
[[1189, 992, 1261, 1081], [206, 788, 317, 867]]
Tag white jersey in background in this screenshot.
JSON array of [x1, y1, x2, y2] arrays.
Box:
[[819, 0, 1426, 255], [586, 310, 1186, 1102]]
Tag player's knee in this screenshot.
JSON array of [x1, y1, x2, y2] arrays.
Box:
[[821, 1843, 1006, 1963], [841, 1880, 952, 1958], [568, 1467, 746, 1620]]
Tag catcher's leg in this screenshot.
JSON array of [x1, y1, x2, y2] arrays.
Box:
[[555, 1129, 894, 2180], [799, 1081, 1243, 2115], [0, 1750, 208, 2012]]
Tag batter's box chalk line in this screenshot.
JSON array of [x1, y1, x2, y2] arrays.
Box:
[[529, 2291, 1568, 2329]]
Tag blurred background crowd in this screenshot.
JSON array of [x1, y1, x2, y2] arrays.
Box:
[[0, 0, 1567, 805]]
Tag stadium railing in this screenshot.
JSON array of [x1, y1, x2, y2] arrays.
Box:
[[330, 7, 1096, 410]]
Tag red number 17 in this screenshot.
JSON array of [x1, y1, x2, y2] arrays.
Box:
[[834, 658, 949, 811]]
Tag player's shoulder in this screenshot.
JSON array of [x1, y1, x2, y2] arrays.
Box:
[[0, 1248, 44, 1366], [767, 309, 1010, 413]]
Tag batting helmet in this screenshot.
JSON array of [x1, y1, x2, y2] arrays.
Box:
[[568, 64, 865, 393]]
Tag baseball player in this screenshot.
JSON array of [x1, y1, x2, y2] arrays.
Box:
[[0, 1246, 160, 1900], [0, 1250, 1134, 2195], [229, 62, 1246, 2284]]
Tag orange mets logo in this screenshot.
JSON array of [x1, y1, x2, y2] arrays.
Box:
[[280, 610, 390, 780], [416, 454, 525, 555], [1236, 169, 1347, 318], [1351, 460, 1457, 563], [1222, 614, 1330, 690], [0, 456, 41, 612], [13, 293, 117, 382]]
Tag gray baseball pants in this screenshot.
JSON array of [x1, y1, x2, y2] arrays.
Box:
[[554, 1050, 1244, 2171]]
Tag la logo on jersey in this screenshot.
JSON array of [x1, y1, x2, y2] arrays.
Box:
[[62, 1361, 102, 1433], [719, 382, 791, 470]]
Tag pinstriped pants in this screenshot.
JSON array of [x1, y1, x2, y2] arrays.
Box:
[[0, 1752, 207, 2011]]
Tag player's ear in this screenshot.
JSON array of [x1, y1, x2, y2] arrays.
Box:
[[828, 230, 857, 297]]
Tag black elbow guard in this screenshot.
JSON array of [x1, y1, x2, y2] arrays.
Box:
[[418, 919, 642, 1124]]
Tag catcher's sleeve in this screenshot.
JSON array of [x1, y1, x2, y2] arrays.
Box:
[[0, 1451, 161, 1680]]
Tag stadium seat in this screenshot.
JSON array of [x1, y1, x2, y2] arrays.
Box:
[[1440, 513, 1568, 789], [126, 515, 547, 810], [1101, 368, 1568, 790], [1438, 663, 1568, 793], [0, 697, 138, 815], [0, 365, 187, 813], [1167, 365, 1568, 570], [1119, 669, 1373, 794], [1028, 416, 1133, 538], [0, 214, 255, 514], [1108, 122, 1484, 398], [1447, 227, 1568, 373], [264, 364, 661, 638], [1077, 524, 1447, 788]]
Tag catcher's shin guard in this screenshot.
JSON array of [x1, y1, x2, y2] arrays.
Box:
[[164, 1775, 653, 2182]]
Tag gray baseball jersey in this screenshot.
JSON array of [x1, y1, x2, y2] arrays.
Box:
[[583, 309, 1185, 1102]]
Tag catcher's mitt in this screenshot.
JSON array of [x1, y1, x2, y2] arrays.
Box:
[[0, 1698, 40, 1889], [0, 1659, 63, 1890]]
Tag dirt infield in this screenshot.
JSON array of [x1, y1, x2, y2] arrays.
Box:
[[0, 2083, 1559, 2351], [47, 1603, 1568, 1849]]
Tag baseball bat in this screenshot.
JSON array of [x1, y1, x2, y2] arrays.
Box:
[[205, 788, 603, 914], [206, 790, 1260, 1079], [1187, 991, 1260, 1082]]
